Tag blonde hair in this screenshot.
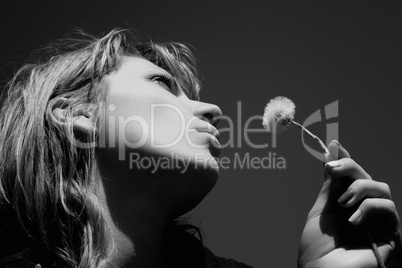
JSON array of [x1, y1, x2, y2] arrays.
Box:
[[0, 28, 201, 267]]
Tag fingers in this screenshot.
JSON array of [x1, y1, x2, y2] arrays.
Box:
[[325, 157, 372, 181], [324, 142, 400, 230], [337, 180, 392, 208], [348, 198, 400, 228]]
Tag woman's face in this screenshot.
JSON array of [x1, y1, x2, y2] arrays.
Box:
[[96, 56, 222, 215]]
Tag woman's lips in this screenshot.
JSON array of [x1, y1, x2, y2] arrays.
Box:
[[194, 122, 220, 138], [190, 120, 221, 158], [196, 131, 221, 158]]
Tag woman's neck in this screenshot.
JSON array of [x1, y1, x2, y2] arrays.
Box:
[[111, 218, 167, 268], [97, 178, 170, 268]]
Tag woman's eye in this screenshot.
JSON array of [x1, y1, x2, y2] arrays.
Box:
[[152, 74, 174, 92]]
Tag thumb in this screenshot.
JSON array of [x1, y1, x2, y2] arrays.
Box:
[[325, 140, 351, 162], [307, 140, 352, 220], [323, 140, 350, 181]]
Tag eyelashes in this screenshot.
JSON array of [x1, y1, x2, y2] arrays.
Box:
[[151, 73, 175, 93]]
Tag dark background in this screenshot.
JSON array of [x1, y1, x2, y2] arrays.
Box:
[[1, 1, 401, 267]]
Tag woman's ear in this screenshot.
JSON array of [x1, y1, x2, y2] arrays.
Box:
[[49, 97, 97, 135]]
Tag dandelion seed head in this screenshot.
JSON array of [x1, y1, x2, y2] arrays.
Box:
[[262, 96, 296, 133]]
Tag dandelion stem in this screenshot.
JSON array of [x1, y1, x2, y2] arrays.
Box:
[[289, 120, 330, 155], [366, 228, 386, 268]]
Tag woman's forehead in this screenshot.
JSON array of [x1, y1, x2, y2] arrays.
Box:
[[117, 55, 200, 100]]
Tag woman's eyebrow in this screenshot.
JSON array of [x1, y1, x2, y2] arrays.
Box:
[[144, 64, 171, 74], [155, 65, 173, 75]]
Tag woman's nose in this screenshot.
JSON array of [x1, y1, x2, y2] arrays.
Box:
[[191, 101, 222, 127]]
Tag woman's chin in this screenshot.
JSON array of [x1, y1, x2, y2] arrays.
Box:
[[167, 155, 219, 218], [170, 178, 217, 218]]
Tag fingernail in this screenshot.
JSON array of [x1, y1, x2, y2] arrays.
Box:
[[338, 189, 353, 203], [348, 209, 362, 224], [325, 160, 341, 168]]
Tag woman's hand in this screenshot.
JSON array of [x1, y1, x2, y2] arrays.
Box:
[[298, 140, 402, 268]]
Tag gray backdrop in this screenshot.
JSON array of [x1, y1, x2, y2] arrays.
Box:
[[1, 1, 401, 267]]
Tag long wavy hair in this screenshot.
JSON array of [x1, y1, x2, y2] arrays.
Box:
[[0, 28, 202, 267]]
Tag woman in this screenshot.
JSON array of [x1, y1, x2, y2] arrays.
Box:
[[0, 29, 400, 267]]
